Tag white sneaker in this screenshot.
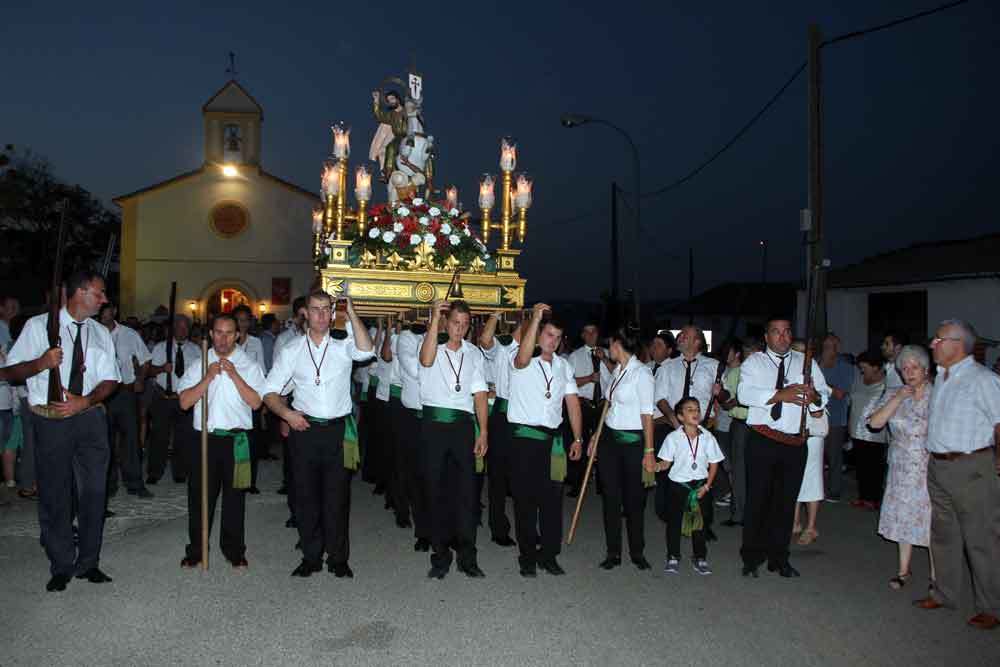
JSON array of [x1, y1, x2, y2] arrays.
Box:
[[693, 559, 712, 575], [715, 493, 732, 507], [664, 557, 680, 574]]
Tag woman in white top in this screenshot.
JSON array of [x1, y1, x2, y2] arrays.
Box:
[[588, 327, 656, 570], [849, 350, 888, 510]]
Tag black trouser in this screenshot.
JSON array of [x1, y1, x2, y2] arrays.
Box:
[[740, 429, 807, 569], [148, 391, 194, 481], [389, 398, 412, 524], [359, 396, 376, 483], [596, 428, 646, 558], [248, 408, 263, 488], [106, 387, 144, 494], [393, 405, 430, 540], [377, 396, 396, 497], [422, 418, 478, 569], [186, 432, 247, 562], [290, 418, 351, 566], [486, 406, 513, 539], [567, 399, 600, 492], [653, 423, 673, 522], [853, 438, 887, 503], [510, 428, 563, 565], [666, 478, 711, 560], [34, 408, 109, 577]]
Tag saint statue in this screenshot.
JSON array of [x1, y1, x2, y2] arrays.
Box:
[[369, 89, 407, 184]]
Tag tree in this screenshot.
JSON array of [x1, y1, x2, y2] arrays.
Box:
[[0, 144, 120, 303]]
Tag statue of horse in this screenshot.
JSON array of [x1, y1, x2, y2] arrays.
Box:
[[388, 99, 434, 202]]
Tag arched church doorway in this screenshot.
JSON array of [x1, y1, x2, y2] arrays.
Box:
[[206, 286, 251, 318]]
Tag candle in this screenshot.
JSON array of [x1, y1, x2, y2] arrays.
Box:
[[499, 137, 517, 172], [478, 174, 495, 210], [321, 162, 339, 198], [354, 165, 372, 201], [514, 173, 533, 210], [332, 122, 351, 160], [312, 209, 324, 234], [446, 186, 459, 209]]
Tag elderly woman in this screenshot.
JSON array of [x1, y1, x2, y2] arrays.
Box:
[[865, 345, 934, 590], [848, 350, 888, 510]]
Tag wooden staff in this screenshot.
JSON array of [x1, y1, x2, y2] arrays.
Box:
[[200, 336, 209, 570], [566, 400, 610, 545]]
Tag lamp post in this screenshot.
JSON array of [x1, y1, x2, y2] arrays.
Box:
[[561, 114, 641, 330]]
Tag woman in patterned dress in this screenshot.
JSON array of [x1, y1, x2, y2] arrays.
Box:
[[865, 345, 935, 591]]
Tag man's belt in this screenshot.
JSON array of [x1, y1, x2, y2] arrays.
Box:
[[750, 424, 805, 447], [29, 403, 104, 420], [930, 445, 993, 461], [304, 414, 347, 428]]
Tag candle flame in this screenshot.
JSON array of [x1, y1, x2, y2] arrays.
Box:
[[321, 163, 339, 197], [500, 137, 517, 172], [478, 174, 495, 210], [354, 165, 372, 201], [332, 122, 351, 159]]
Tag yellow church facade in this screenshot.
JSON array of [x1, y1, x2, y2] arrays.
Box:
[[114, 80, 318, 321]]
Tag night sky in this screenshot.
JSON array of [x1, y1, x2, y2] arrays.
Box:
[[4, 1, 997, 302]]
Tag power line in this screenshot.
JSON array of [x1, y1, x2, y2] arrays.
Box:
[[821, 0, 971, 47]]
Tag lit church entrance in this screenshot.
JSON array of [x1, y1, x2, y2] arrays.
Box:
[[207, 286, 251, 318]]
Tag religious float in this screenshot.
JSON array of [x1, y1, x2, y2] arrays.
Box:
[[312, 68, 530, 316]]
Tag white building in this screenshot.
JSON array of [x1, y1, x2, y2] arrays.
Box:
[[114, 79, 318, 321], [798, 234, 1000, 364]]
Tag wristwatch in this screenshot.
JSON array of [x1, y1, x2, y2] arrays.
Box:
[[573, 436, 583, 444]]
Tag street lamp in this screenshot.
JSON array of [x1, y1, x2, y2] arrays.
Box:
[[560, 114, 642, 330]]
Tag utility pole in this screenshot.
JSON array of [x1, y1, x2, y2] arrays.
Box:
[[806, 24, 827, 337]]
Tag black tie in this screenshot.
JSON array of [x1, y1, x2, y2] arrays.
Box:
[[682, 360, 692, 398], [591, 349, 602, 401], [68, 322, 84, 395], [175, 343, 185, 379], [771, 355, 787, 420], [652, 362, 661, 377]]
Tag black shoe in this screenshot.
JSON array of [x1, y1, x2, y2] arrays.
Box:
[[276, 485, 288, 495], [705, 528, 718, 542], [104, 509, 116, 519], [128, 488, 154, 498], [742, 565, 760, 578], [520, 563, 537, 577], [230, 557, 249, 570], [291, 560, 322, 577], [427, 565, 449, 580], [46, 574, 71, 592], [285, 516, 297, 528], [395, 515, 413, 529], [769, 563, 801, 578], [631, 556, 651, 571], [180, 557, 201, 569], [146, 476, 158, 485], [599, 555, 622, 570], [491, 535, 516, 547], [457, 562, 485, 578], [538, 559, 566, 576], [76, 567, 112, 583], [330, 563, 354, 578], [246, 486, 261, 495], [721, 519, 742, 527], [414, 538, 431, 552]]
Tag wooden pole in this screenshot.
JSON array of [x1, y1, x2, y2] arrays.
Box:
[[566, 401, 610, 545], [200, 336, 209, 570]]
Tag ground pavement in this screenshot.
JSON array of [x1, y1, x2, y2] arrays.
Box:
[[1, 461, 995, 666]]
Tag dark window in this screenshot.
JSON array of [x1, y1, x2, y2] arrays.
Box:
[[867, 291, 927, 352]]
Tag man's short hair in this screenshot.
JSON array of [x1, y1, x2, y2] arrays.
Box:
[[653, 331, 676, 350], [308, 289, 332, 306], [856, 349, 884, 368], [260, 313, 276, 329], [884, 330, 909, 348], [938, 319, 977, 354], [173, 314, 192, 328], [765, 316, 793, 332], [98, 302, 116, 318], [448, 300, 471, 318], [232, 304, 253, 319], [292, 295, 308, 313], [541, 315, 565, 336], [212, 312, 238, 330], [65, 269, 103, 299]]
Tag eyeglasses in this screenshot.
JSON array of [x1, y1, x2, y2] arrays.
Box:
[[931, 336, 962, 345]]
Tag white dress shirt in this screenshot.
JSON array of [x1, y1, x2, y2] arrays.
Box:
[[568, 345, 607, 401], [109, 322, 152, 384], [273, 326, 303, 361], [601, 355, 655, 431], [738, 348, 831, 435], [150, 339, 201, 392], [927, 355, 1000, 454], [397, 329, 423, 410], [177, 347, 266, 431], [237, 335, 265, 371], [483, 340, 519, 400], [388, 332, 403, 388], [507, 353, 578, 429], [653, 353, 719, 420], [6, 308, 121, 406], [419, 340, 488, 414], [264, 331, 375, 419], [658, 425, 726, 483], [374, 331, 394, 402]]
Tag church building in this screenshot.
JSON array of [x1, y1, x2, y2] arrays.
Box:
[[114, 79, 318, 321]]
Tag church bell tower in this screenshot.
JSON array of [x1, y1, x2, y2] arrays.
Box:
[[202, 79, 263, 167]]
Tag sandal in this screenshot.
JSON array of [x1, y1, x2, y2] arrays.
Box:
[[792, 523, 803, 534], [889, 572, 911, 590], [797, 529, 819, 545], [17, 488, 38, 500]]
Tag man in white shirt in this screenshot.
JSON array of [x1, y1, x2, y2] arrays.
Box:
[[566, 320, 607, 497], [654, 325, 719, 429], [177, 313, 265, 569], [392, 319, 430, 547], [737, 317, 830, 579], [99, 303, 153, 499], [508, 304, 583, 576], [147, 315, 200, 484], [880, 331, 907, 390], [913, 319, 1000, 630], [3, 271, 121, 592], [274, 296, 308, 507], [378, 318, 403, 511], [419, 300, 489, 579], [233, 304, 267, 492], [263, 291, 374, 579]]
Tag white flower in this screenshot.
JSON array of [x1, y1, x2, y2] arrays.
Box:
[[463, 227, 471, 236], [368, 227, 380, 239], [419, 216, 429, 226], [440, 223, 451, 235], [429, 207, 441, 217], [449, 208, 459, 216], [382, 231, 396, 243], [397, 206, 410, 217], [412, 198, 424, 206], [393, 222, 404, 233], [423, 233, 436, 245], [409, 234, 422, 246], [449, 234, 460, 246]]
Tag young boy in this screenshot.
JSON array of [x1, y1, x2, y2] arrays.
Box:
[[657, 397, 725, 575]]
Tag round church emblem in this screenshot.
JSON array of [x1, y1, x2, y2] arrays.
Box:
[[210, 203, 249, 238], [414, 282, 435, 303]]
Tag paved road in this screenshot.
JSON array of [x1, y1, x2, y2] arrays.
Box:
[[1, 461, 995, 666]]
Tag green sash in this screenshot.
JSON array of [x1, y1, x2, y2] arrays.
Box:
[[3, 415, 23, 451], [423, 405, 485, 473], [510, 423, 566, 482], [211, 429, 251, 489], [493, 397, 509, 414], [680, 480, 706, 537], [607, 427, 656, 489], [389, 384, 402, 400], [305, 415, 360, 471]]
